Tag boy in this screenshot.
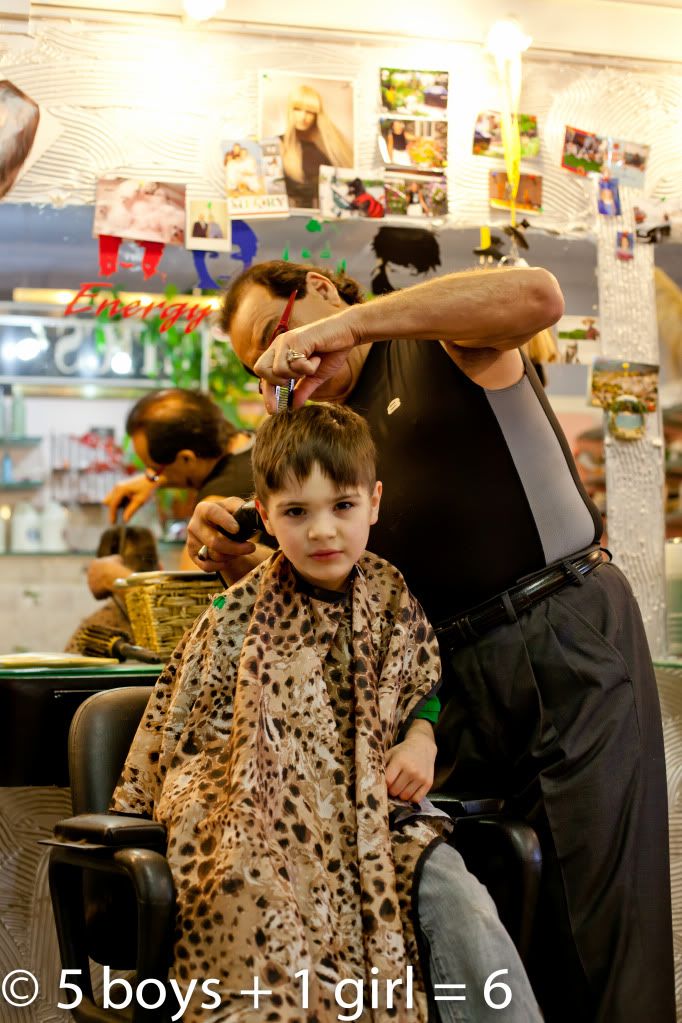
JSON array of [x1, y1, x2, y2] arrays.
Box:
[[112, 404, 541, 1023]]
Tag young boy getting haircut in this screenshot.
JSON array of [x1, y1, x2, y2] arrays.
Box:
[[112, 404, 541, 1023]]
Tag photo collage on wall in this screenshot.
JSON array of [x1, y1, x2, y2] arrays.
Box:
[[378, 67, 450, 220], [472, 108, 543, 216]]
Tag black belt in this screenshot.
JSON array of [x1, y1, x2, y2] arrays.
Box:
[[435, 547, 610, 649]]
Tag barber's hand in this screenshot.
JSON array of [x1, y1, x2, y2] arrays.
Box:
[[104, 474, 158, 524], [385, 723, 437, 804], [253, 312, 360, 412], [186, 497, 258, 572], [87, 554, 131, 600]]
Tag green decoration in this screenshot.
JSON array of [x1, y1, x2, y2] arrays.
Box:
[[320, 245, 331, 259], [212, 595, 226, 609], [305, 219, 323, 233], [301, 248, 311, 259], [282, 247, 290, 261], [336, 259, 347, 274]]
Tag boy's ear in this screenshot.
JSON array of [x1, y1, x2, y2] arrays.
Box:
[[369, 480, 382, 526], [176, 449, 196, 465], [255, 498, 276, 536]]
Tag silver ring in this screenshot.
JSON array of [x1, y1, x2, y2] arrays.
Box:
[[286, 348, 306, 365], [198, 544, 209, 561]]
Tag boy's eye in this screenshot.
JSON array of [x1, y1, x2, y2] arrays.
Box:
[[284, 507, 305, 517], [335, 501, 355, 511]]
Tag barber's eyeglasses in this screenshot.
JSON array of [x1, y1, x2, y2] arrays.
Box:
[[270, 289, 299, 344]]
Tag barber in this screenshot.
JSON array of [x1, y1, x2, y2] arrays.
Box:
[[91, 388, 253, 598], [186, 260, 674, 1023]]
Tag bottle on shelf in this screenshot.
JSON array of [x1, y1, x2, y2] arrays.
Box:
[[2, 452, 13, 484], [0, 385, 10, 438], [11, 385, 26, 437], [10, 501, 41, 553], [40, 500, 69, 552]]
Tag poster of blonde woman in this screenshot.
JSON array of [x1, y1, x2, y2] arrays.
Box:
[[259, 71, 355, 210]]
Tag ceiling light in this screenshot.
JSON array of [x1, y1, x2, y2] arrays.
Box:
[[486, 18, 532, 62], [183, 0, 225, 20]]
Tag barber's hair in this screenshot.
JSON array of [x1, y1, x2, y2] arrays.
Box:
[[253, 404, 377, 501], [96, 526, 161, 573], [0, 81, 40, 200], [282, 84, 353, 185], [219, 259, 365, 337], [125, 388, 236, 463]]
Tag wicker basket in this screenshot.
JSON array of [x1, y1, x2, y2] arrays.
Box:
[[115, 571, 221, 659]]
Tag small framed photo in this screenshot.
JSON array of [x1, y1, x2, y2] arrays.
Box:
[[488, 170, 542, 214], [318, 167, 385, 219], [379, 67, 449, 119], [384, 172, 448, 218], [597, 176, 621, 217], [378, 118, 448, 172], [561, 126, 607, 176], [615, 231, 634, 261], [473, 111, 539, 159], [185, 198, 231, 252], [93, 177, 186, 245]]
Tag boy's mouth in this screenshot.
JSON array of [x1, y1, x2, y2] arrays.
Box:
[[310, 550, 342, 560]]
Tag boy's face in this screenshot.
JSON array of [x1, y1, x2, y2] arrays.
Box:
[[256, 464, 382, 591]]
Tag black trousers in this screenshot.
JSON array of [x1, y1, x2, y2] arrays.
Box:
[[434, 562, 675, 1023]]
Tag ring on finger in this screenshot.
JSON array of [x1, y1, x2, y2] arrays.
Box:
[[198, 544, 209, 561], [286, 348, 306, 365]]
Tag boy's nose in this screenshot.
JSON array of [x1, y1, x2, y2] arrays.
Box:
[[308, 516, 336, 540]]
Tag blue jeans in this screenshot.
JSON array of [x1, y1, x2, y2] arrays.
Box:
[[418, 842, 542, 1023]]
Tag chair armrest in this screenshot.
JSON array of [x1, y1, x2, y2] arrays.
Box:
[[48, 845, 175, 1023], [50, 813, 166, 851]]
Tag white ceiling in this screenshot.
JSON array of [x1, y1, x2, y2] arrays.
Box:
[[14, 0, 682, 62]]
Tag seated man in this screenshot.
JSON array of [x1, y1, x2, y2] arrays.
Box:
[[112, 403, 542, 1023], [64, 525, 160, 653], [91, 388, 255, 599]]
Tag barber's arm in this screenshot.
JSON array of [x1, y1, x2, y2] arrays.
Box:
[[104, 473, 161, 524], [186, 496, 271, 581], [87, 554, 132, 599], [254, 266, 564, 409]]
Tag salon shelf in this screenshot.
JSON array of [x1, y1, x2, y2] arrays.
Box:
[[0, 481, 43, 490], [0, 436, 42, 446]]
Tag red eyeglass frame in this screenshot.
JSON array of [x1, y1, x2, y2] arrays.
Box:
[[269, 288, 299, 345]]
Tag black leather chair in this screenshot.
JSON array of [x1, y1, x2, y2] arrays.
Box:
[[47, 686, 541, 1023]]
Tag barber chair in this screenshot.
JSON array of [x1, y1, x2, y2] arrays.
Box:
[[47, 687, 542, 1023]]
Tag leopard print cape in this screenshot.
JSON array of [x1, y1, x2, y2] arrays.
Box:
[[112, 551, 447, 1023]]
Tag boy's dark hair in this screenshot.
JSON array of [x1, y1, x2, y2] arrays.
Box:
[[253, 404, 377, 501], [125, 388, 236, 464], [96, 526, 161, 573], [218, 260, 365, 338]]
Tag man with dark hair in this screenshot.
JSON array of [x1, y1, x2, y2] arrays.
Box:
[[91, 389, 254, 596], [187, 259, 674, 1023]]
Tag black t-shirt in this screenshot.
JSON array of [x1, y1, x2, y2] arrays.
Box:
[[196, 449, 254, 503], [347, 340, 601, 624], [284, 139, 328, 208]]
